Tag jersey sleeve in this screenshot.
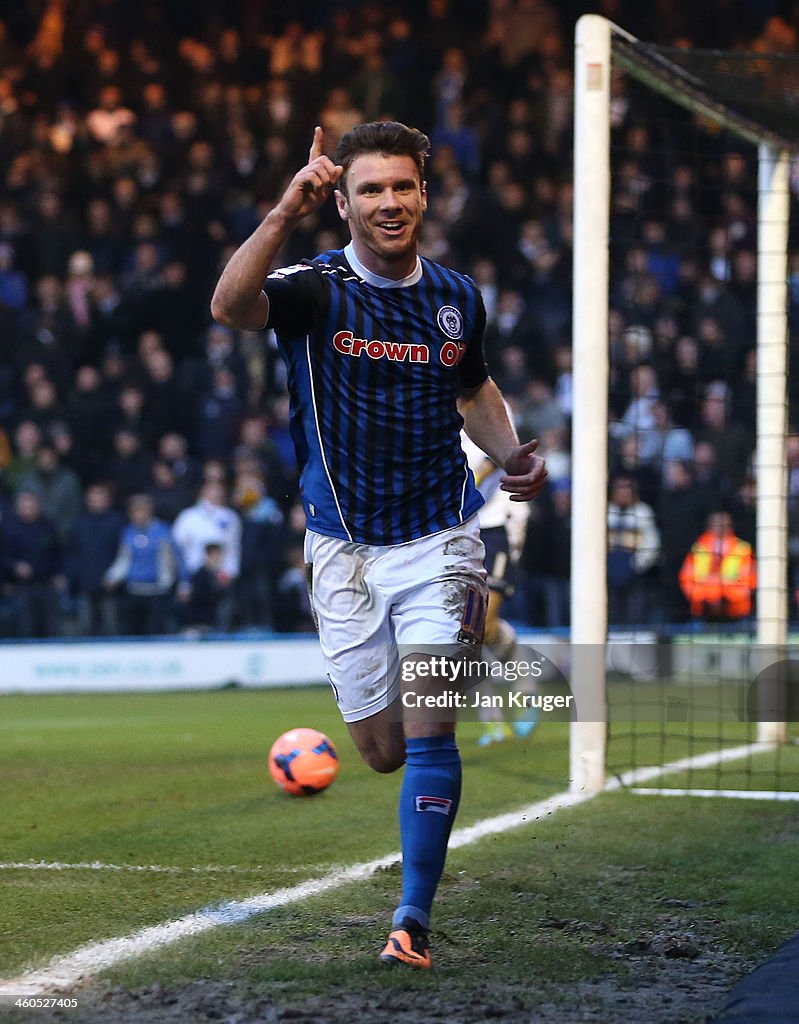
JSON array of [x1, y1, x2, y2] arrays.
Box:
[[263, 262, 328, 334], [458, 289, 489, 390]]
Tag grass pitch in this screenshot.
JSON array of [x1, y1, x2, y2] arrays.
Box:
[[2, 687, 798, 1023], [0, 687, 568, 979]]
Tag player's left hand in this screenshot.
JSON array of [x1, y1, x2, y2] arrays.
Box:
[[500, 439, 548, 502]]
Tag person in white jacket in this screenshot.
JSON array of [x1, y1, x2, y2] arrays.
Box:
[[461, 429, 536, 745], [172, 481, 242, 593], [607, 475, 661, 625]]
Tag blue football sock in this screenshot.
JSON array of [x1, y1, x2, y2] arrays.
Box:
[[393, 733, 461, 931]]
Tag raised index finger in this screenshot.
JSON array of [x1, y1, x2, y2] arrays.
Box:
[[308, 125, 324, 162]]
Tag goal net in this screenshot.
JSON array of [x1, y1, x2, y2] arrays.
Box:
[[570, 16, 799, 797]]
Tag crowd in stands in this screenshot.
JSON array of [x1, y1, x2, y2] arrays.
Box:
[[0, 0, 797, 637]]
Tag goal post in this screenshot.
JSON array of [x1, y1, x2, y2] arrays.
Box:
[[570, 15, 611, 794], [570, 15, 793, 792], [755, 143, 790, 746]]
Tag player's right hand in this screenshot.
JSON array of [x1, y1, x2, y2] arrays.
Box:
[[276, 126, 343, 221]]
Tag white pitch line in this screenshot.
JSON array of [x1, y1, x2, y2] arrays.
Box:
[[0, 862, 272, 874], [0, 740, 772, 998], [632, 788, 799, 801]]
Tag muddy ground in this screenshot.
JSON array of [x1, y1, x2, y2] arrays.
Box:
[[6, 941, 749, 1024]]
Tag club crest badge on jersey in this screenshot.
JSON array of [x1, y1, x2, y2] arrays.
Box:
[[437, 305, 463, 340]]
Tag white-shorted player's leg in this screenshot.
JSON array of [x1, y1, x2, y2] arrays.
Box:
[[307, 519, 488, 966], [478, 526, 538, 744], [384, 518, 487, 950], [304, 530, 405, 771], [476, 591, 512, 745]]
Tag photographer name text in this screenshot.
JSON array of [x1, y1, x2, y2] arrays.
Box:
[[401, 690, 573, 711]]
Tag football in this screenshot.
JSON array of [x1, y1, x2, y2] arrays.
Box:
[[268, 728, 340, 796]]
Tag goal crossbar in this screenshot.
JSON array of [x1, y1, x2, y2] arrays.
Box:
[[610, 29, 796, 152]]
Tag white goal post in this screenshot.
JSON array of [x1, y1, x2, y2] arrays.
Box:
[[570, 15, 791, 793]]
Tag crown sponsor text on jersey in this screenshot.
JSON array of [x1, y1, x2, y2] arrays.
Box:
[[440, 340, 466, 367], [332, 330, 429, 364]]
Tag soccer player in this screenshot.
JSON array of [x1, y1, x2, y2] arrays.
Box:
[[211, 122, 547, 968], [461, 427, 537, 746]]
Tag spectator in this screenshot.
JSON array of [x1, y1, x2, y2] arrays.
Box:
[[274, 545, 315, 633], [234, 414, 288, 496], [493, 345, 531, 400], [265, 395, 298, 483], [86, 275, 132, 359], [350, 50, 405, 123], [232, 471, 283, 628], [172, 480, 241, 582], [693, 273, 747, 352], [695, 381, 754, 493], [147, 260, 199, 362], [104, 429, 152, 503], [85, 85, 136, 145], [665, 335, 702, 428], [2, 491, 64, 637], [18, 275, 79, 385], [731, 346, 757, 434], [65, 482, 124, 635], [658, 460, 709, 622], [0, 241, 27, 314], [157, 432, 201, 491], [183, 542, 234, 632], [729, 474, 757, 548], [194, 366, 244, 460], [516, 383, 568, 447], [619, 364, 659, 439], [696, 316, 739, 381], [536, 425, 570, 484], [104, 493, 184, 635], [99, 345, 129, 399], [679, 511, 756, 622], [431, 101, 480, 179], [482, 288, 543, 368], [520, 479, 571, 629], [607, 476, 661, 626], [4, 421, 41, 495], [148, 460, 192, 525], [110, 383, 152, 446], [183, 323, 247, 399], [18, 443, 83, 540], [65, 365, 114, 474], [637, 398, 694, 478], [21, 376, 64, 435], [64, 250, 95, 336], [610, 434, 660, 510]]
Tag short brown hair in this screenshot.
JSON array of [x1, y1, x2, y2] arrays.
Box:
[[334, 121, 430, 196]]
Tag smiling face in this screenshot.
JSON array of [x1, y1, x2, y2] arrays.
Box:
[[335, 153, 427, 279]]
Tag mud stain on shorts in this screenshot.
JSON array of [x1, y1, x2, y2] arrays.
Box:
[[441, 574, 469, 618], [443, 536, 477, 558], [341, 545, 370, 591], [355, 654, 385, 689]]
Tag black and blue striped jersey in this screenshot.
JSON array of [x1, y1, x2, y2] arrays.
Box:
[[264, 245, 488, 545]]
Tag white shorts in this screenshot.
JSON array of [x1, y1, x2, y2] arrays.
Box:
[[305, 517, 487, 722]]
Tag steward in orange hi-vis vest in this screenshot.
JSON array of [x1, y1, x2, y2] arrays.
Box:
[[678, 512, 756, 620]]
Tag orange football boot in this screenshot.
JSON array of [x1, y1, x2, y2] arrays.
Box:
[[379, 917, 432, 969]]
